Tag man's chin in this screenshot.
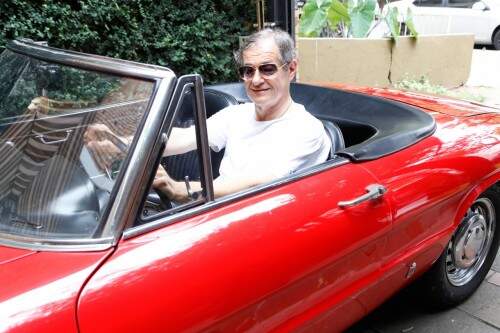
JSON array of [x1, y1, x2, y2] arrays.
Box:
[[249, 91, 271, 104]]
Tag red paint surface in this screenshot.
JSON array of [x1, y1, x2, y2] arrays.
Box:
[[0, 249, 113, 333], [2, 87, 499, 332]]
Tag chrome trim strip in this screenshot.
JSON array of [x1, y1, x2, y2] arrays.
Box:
[[0, 235, 114, 252], [103, 77, 176, 242], [7, 39, 174, 80], [123, 157, 350, 239]]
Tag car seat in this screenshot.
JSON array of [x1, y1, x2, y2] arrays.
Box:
[[320, 119, 345, 159]]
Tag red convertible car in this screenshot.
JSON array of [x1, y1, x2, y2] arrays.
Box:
[[0, 40, 498, 332]]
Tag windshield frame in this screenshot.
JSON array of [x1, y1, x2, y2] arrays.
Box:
[[0, 39, 177, 251]]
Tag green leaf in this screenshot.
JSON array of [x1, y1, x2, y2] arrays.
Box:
[[385, 6, 400, 39], [299, 0, 332, 37], [327, 0, 350, 28], [349, 0, 376, 38], [404, 7, 418, 38]]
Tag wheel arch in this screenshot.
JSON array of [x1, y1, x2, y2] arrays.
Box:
[[492, 25, 500, 45], [454, 176, 500, 230]]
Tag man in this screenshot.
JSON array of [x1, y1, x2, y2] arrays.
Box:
[[153, 28, 331, 202]]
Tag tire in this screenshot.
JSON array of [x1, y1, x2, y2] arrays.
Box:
[[420, 188, 500, 309], [493, 29, 500, 50]]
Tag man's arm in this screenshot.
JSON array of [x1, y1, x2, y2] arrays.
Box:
[[163, 126, 197, 156], [211, 173, 275, 198], [85, 123, 197, 157], [153, 165, 274, 203]]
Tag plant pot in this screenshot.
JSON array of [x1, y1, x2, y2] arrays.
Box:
[[297, 34, 474, 88]]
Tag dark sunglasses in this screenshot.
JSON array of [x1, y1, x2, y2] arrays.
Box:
[[238, 62, 288, 80]]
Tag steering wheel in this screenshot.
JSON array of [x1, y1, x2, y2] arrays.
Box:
[[148, 188, 173, 211]]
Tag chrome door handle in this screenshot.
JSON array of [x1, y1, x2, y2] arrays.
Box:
[[338, 184, 387, 208]]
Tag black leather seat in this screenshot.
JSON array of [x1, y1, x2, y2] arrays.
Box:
[[321, 119, 345, 158], [205, 89, 238, 118]]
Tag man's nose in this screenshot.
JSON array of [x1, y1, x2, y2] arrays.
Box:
[[251, 69, 264, 85]]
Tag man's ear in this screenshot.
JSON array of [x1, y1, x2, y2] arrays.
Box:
[[288, 59, 298, 80]]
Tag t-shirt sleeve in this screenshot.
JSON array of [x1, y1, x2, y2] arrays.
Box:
[[206, 106, 232, 152]]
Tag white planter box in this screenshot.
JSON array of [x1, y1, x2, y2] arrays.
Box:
[[297, 34, 474, 88]]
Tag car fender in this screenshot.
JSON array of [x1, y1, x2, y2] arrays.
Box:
[[453, 172, 500, 231]]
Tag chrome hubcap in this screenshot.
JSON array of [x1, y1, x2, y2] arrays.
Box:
[[446, 198, 495, 286], [454, 214, 487, 269]]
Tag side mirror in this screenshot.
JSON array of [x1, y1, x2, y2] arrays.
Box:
[[472, 1, 488, 10]]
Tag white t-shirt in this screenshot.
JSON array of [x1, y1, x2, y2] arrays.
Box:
[[207, 102, 331, 181]]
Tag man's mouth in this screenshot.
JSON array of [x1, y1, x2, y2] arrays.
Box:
[[251, 88, 270, 93]]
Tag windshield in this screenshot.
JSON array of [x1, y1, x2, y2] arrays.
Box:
[[0, 49, 154, 242]]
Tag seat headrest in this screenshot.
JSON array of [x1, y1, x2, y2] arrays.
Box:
[[321, 119, 345, 157], [204, 89, 238, 117]]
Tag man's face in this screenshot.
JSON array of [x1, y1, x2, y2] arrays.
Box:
[[241, 38, 296, 112]]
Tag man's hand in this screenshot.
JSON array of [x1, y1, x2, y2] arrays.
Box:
[[84, 124, 116, 143], [152, 165, 188, 203], [84, 124, 127, 171]]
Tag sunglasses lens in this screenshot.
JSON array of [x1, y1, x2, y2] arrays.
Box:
[[239, 63, 284, 80], [238, 66, 255, 79], [259, 64, 278, 76]]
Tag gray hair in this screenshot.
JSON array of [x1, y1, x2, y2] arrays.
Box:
[[234, 28, 297, 67]]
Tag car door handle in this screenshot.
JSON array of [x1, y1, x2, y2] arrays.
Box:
[[338, 184, 387, 208], [35, 129, 72, 145]]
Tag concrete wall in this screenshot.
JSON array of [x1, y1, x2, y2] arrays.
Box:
[[297, 34, 474, 88]]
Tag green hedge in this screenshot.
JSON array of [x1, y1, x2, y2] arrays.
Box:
[[0, 0, 255, 84]]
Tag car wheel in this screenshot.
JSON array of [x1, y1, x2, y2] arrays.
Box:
[[420, 188, 499, 309], [493, 29, 500, 50]]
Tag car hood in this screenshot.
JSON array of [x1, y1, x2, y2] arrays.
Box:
[[323, 84, 500, 117], [0, 246, 37, 265], [0, 245, 113, 332]]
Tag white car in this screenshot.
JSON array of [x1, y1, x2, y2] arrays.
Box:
[[388, 0, 500, 49]]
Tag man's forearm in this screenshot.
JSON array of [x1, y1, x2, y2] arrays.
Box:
[[164, 127, 197, 156], [212, 173, 275, 198]]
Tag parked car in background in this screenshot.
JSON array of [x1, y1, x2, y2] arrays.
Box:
[[388, 0, 500, 49], [0, 40, 499, 332]]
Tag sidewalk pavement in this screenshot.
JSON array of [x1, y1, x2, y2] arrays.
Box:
[[346, 48, 500, 333], [455, 49, 500, 108]]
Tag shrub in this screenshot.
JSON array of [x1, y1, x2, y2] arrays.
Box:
[[0, 0, 255, 84]]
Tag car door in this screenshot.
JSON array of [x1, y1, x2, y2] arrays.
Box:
[[411, 0, 451, 35], [77, 80, 393, 332]]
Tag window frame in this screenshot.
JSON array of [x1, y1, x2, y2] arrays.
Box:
[[414, 0, 446, 7], [135, 75, 215, 225], [444, 0, 476, 8]]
